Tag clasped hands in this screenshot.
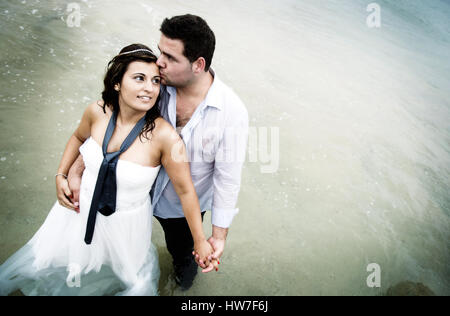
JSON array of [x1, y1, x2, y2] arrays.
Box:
[[193, 236, 225, 273]]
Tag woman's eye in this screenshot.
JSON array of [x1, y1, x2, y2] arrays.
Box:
[[135, 76, 144, 81], [152, 77, 161, 84]]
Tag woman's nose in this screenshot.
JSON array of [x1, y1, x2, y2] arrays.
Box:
[[144, 80, 154, 92]]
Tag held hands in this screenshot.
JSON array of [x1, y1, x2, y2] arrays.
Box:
[[55, 174, 78, 212], [193, 236, 225, 273], [193, 238, 218, 272], [67, 167, 82, 212]]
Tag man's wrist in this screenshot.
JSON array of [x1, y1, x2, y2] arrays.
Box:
[[212, 225, 228, 240], [68, 155, 85, 179]]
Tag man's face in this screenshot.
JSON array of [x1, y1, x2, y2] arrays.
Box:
[[156, 34, 194, 87]]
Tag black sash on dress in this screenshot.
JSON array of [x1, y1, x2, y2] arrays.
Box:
[[84, 111, 147, 245]]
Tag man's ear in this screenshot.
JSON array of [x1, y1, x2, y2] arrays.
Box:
[[192, 57, 206, 74]]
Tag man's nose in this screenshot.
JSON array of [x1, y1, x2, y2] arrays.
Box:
[[156, 55, 164, 68]]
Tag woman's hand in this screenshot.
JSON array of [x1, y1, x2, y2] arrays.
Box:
[[56, 175, 77, 212], [67, 154, 85, 212], [193, 239, 219, 272], [194, 239, 213, 267], [193, 236, 222, 273]]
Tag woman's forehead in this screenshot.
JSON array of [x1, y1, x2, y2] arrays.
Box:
[[126, 61, 159, 74]]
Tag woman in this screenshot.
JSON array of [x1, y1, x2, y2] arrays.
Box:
[[0, 44, 215, 296]]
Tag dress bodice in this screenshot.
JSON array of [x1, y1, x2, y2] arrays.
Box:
[[79, 137, 160, 211]]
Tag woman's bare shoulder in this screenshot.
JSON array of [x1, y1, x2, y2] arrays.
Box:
[[152, 117, 179, 142], [85, 100, 111, 121], [154, 116, 172, 130]]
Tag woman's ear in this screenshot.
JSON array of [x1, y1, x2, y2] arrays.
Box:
[[114, 84, 120, 91]]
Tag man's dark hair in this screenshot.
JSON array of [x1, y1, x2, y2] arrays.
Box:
[[160, 14, 215, 71]]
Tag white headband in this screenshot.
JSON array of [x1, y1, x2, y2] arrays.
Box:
[[117, 48, 154, 56]]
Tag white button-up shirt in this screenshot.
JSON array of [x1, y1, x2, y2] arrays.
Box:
[[152, 70, 248, 228]]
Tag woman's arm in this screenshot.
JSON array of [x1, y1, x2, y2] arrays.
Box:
[[157, 120, 213, 266], [55, 102, 95, 211], [67, 154, 86, 212]]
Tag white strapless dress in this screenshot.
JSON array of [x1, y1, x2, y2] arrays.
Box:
[[0, 137, 161, 296]]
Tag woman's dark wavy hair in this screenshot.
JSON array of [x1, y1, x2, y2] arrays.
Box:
[[101, 43, 161, 140]]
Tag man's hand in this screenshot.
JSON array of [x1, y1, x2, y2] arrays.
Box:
[[56, 176, 76, 211], [67, 154, 85, 212], [193, 225, 228, 273]]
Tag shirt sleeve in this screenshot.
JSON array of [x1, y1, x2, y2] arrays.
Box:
[[211, 102, 248, 228]]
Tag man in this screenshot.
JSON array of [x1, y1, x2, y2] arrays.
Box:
[[68, 14, 248, 291]]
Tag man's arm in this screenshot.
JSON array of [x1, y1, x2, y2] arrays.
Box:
[[198, 101, 249, 272], [67, 153, 85, 212]]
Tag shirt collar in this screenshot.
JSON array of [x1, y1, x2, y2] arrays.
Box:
[[166, 68, 223, 111]]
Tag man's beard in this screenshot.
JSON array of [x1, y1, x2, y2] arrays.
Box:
[[161, 75, 193, 88]]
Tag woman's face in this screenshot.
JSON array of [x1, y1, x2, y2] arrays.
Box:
[[117, 61, 161, 113]]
